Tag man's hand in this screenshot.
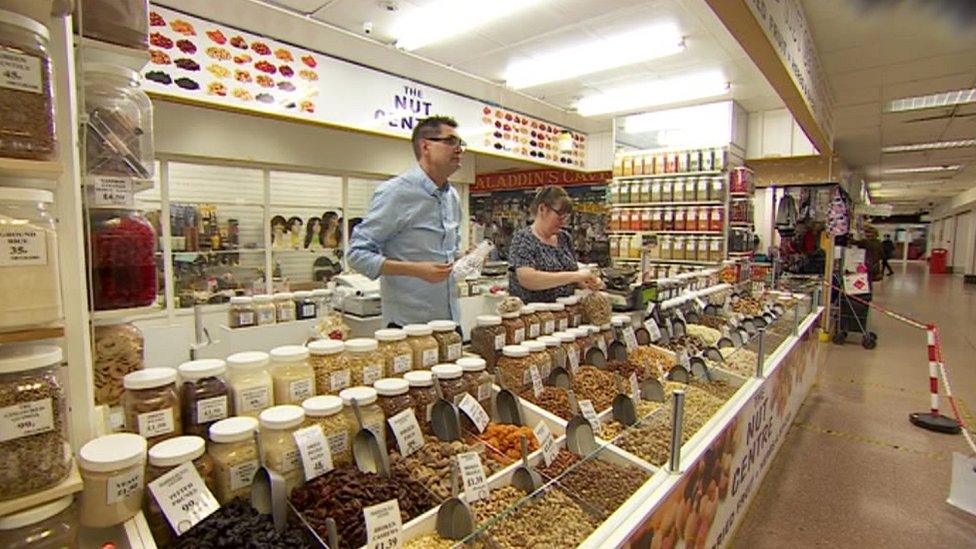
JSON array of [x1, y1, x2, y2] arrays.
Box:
[[410, 261, 454, 283]]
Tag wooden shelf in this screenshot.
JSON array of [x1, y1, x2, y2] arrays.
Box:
[[609, 230, 724, 236], [609, 201, 724, 208], [0, 461, 82, 517], [0, 158, 63, 180], [0, 325, 65, 344], [91, 304, 165, 324], [614, 170, 724, 181], [77, 37, 150, 71]]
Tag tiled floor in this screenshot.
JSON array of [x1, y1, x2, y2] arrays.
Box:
[[732, 263, 976, 548]]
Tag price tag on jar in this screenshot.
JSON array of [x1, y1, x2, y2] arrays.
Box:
[[458, 393, 490, 433], [388, 408, 424, 457], [90, 176, 134, 208], [293, 425, 334, 481], [644, 319, 662, 342], [629, 372, 640, 400], [675, 308, 686, 323], [623, 326, 638, 352], [148, 462, 220, 536], [530, 365, 544, 398], [578, 399, 602, 436], [364, 499, 403, 549], [362, 363, 384, 386], [448, 343, 462, 361], [0, 227, 47, 267], [456, 452, 489, 502], [568, 346, 580, 375], [533, 421, 557, 467], [392, 354, 412, 374], [494, 333, 506, 351]]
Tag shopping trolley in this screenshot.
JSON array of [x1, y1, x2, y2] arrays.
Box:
[[830, 272, 878, 349]]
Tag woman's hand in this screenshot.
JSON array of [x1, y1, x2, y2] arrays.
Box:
[[574, 269, 603, 290]]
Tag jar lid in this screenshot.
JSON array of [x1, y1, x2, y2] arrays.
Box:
[[273, 292, 294, 299], [374, 378, 409, 396], [339, 386, 378, 406], [84, 62, 141, 84], [230, 296, 253, 304], [311, 289, 331, 296], [0, 187, 54, 204], [550, 303, 565, 311], [0, 9, 49, 41], [539, 336, 560, 347], [374, 328, 406, 342], [307, 339, 344, 355], [123, 367, 177, 390], [500, 312, 520, 319], [600, 323, 612, 330], [554, 331, 576, 343], [149, 436, 206, 467], [431, 363, 463, 380], [581, 325, 599, 334], [404, 370, 434, 387], [178, 359, 226, 380], [209, 416, 259, 443], [403, 324, 433, 336], [523, 340, 546, 352], [78, 433, 147, 472], [457, 357, 486, 372], [254, 294, 274, 303], [259, 405, 305, 430], [521, 304, 536, 314], [0, 343, 62, 374], [502, 345, 529, 358], [569, 327, 588, 338], [429, 320, 457, 332], [476, 315, 501, 326], [270, 345, 310, 362], [345, 338, 379, 352], [302, 395, 343, 417], [557, 296, 579, 305], [293, 290, 313, 298], [226, 351, 271, 369], [611, 315, 628, 327], [0, 495, 73, 531]]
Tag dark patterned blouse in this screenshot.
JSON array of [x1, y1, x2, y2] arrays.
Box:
[[507, 226, 578, 303]]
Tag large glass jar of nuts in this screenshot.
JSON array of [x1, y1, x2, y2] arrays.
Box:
[[345, 338, 385, 387], [550, 303, 570, 332], [225, 351, 273, 418], [404, 324, 439, 370], [375, 329, 413, 376], [269, 345, 315, 405], [339, 387, 386, 449], [373, 378, 414, 452], [457, 357, 492, 415], [429, 320, 462, 362], [431, 363, 467, 406], [500, 312, 525, 345], [523, 340, 552, 382], [145, 436, 216, 545], [554, 331, 580, 374], [404, 371, 436, 435], [227, 296, 256, 328], [122, 367, 182, 448], [496, 345, 531, 392], [536, 304, 556, 336], [307, 339, 350, 395], [177, 358, 230, 438], [273, 292, 296, 323], [0, 10, 55, 161], [558, 296, 583, 327], [521, 305, 542, 340], [539, 335, 567, 375], [258, 405, 306, 493]]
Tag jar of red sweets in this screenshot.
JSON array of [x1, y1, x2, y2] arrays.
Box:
[[88, 208, 158, 310]]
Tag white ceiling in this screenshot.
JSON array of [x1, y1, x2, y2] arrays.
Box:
[[802, 0, 976, 213]]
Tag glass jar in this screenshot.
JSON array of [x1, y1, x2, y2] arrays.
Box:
[[274, 292, 296, 323], [225, 351, 273, 418], [146, 436, 217, 545], [570, 326, 592, 359], [207, 416, 260, 504], [554, 331, 580, 373], [345, 338, 385, 386], [268, 345, 316, 405], [373, 378, 414, 451], [470, 315, 505, 372], [0, 188, 62, 331], [88, 208, 157, 310], [523, 340, 552, 382], [497, 345, 531, 391], [293, 291, 317, 320], [339, 387, 386, 449], [307, 339, 350, 395], [93, 323, 144, 408], [557, 296, 583, 328], [253, 294, 277, 325], [311, 289, 331, 318], [0, 344, 70, 500], [258, 405, 305, 492], [301, 396, 351, 467], [122, 367, 181, 448], [375, 328, 414, 376], [549, 303, 569, 333], [539, 335, 567, 376], [500, 312, 525, 345], [457, 357, 492, 412], [0, 10, 55, 160], [429, 320, 463, 362], [404, 371, 437, 435], [404, 324, 439, 369], [710, 177, 726, 201], [83, 63, 154, 178], [177, 359, 230, 438], [0, 494, 77, 549], [77, 433, 147, 528], [521, 305, 542, 340], [536, 304, 556, 336], [228, 296, 256, 328], [431, 363, 467, 406]]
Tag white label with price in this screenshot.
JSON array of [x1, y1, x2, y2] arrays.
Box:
[[0, 398, 53, 442], [195, 395, 228, 424], [293, 425, 334, 481], [107, 467, 144, 505], [0, 51, 42, 93], [530, 365, 543, 398], [458, 393, 490, 433], [393, 354, 412, 374], [448, 343, 462, 361], [623, 326, 638, 352], [137, 408, 175, 438], [364, 499, 402, 549], [388, 409, 424, 457], [457, 452, 489, 502], [422, 348, 438, 367], [494, 333, 506, 350], [0, 227, 47, 267], [629, 373, 640, 400], [91, 177, 134, 208], [568, 346, 580, 374], [578, 399, 602, 436], [148, 462, 220, 536], [533, 421, 557, 467], [644, 319, 662, 342]]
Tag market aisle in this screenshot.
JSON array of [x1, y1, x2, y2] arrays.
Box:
[[733, 263, 976, 548]]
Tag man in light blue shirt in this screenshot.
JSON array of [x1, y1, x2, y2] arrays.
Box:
[[348, 116, 464, 327]]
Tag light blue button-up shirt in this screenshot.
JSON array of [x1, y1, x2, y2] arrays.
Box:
[[348, 165, 461, 326]]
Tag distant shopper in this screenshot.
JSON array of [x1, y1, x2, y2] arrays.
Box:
[[348, 115, 464, 327], [507, 185, 601, 303], [860, 226, 884, 282], [882, 234, 895, 275]]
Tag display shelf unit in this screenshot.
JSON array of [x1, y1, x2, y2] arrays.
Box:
[[91, 304, 166, 323], [0, 325, 65, 344], [609, 230, 723, 236], [613, 257, 720, 265], [76, 36, 149, 71], [0, 158, 64, 180], [0, 462, 83, 517], [613, 170, 723, 180], [730, 221, 754, 227], [609, 200, 723, 208]]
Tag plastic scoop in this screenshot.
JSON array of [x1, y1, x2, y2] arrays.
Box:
[[350, 397, 390, 477], [639, 372, 665, 402], [436, 460, 476, 540], [611, 372, 638, 426], [565, 389, 598, 455], [607, 339, 628, 362], [510, 434, 542, 493]]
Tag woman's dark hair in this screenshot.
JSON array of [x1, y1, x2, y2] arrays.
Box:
[[531, 185, 572, 216], [270, 215, 287, 229], [304, 217, 322, 249], [322, 211, 340, 247]]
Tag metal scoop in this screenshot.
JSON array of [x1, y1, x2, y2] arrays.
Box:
[[611, 372, 638, 426], [436, 460, 476, 540], [493, 371, 525, 426], [430, 379, 462, 441], [565, 389, 598, 454], [668, 365, 691, 383], [510, 434, 542, 493], [639, 371, 665, 402], [250, 430, 288, 532], [607, 340, 628, 362], [585, 346, 607, 368], [350, 397, 390, 477]]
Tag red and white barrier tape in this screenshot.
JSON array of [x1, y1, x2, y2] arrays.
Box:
[[932, 327, 976, 455]]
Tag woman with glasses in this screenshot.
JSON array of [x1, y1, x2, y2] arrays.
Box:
[[507, 185, 601, 303]]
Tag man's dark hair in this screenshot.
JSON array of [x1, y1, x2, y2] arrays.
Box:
[[411, 115, 458, 159]]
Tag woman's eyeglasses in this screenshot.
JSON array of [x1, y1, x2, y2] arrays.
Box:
[[425, 136, 467, 149]]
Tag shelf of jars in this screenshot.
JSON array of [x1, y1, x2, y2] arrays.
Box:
[[611, 200, 724, 208], [608, 230, 724, 236], [612, 257, 720, 265], [0, 325, 66, 344]]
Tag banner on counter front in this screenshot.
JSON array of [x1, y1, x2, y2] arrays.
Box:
[[472, 169, 612, 193]]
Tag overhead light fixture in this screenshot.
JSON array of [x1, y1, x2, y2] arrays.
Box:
[[576, 71, 729, 117], [392, 0, 548, 50], [622, 101, 732, 148], [882, 165, 961, 174], [887, 87, 976, 112], [504, 23, 685, 89], [882, 139, 976, 153]]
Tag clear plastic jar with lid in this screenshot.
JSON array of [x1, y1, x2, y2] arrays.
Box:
[[339, 387, 386, 449], [345, 338, 385, 386], [501, 312, 525, 345], [558, 296, 583, 327], [0, 494, 77, 549], [537, 304, 556, 336], [83, 63, 154, 178], [225, 351, 273, 417], [611, 315, 632, 346], [550, 303, 569, 333], [0, 9, 55, 161], [521, 305, 542, 339], [178, 359, 230, 438], [432, 363, 467, 406], [253, 295, 277, 325], [0, 188, 62, 330], [88, 208, 157, 310], [146, 436, 217, 545], [0, 344, 70, 500], [539, 335, 567, 375], [269, 345, 316, 405], [404, 324, 439, 369], [457, 357, 492, 414], [375, 329, 413, 375], [404, 371, 436, 434], [373, 378, 414, 451], [274, 292, 296, 322], [497, 345, 531, 391], [258, 405, 306, 492], [523, 340, 552, 382], [207, 416, 259, 504], [554, 331, 580, 373], [307, 339, 350, 395], [293, 291, 317, 320], [598, 324, 615, 353], [122, 368, 181, 447], [570, 327, 592, 358], [311, 289, 331, 318], [470, 315, 505, 372], [77, 433, 147, 528], [429, 320, 462, 362], [301, 396, 350, 467], [228, 296, 256, 328]]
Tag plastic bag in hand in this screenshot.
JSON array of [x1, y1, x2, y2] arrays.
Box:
[[453, 240, 494, 280]]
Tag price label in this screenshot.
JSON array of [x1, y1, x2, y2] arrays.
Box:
[[289, 379, 314, 402], [293, 425, 334, 481], [544, 320, 555, 334], [530, 365, 544, 398], [91, 176, 134, 208], [568, 346, 580, 375], [728, 316, 740, 328], [0, 398, 54, 442], [458, 393, 490, 433], [422, 348, 438, 367], [675, 308, 686, 323], [646, 301, 656, 315], [0, 51, 42, 93], [362, 364, 384, 386], [494, 333, 506, 350], [457, 452, 489, 502], [644, 319, 662, 342], [629, 372, 640, 400], [0, 226, 47, 267], [514, 328, 525, 344], [330, 369, 351, 392], [148, 462, 220, 536], [664, 318, 674, 338], [623, 326, 638, 352], [448, 343, 463, 361], [107, 467, 144, 505], [533, 421, 557, 467], [393, 354, 412, 374], [364, 499, 402, 549], [578, 399, 602, 436], [387, 409, 424, 457]]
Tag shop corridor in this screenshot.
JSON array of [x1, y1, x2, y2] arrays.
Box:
[[733, 263, 976, 547]]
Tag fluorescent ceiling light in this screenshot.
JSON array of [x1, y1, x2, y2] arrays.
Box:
[[887, 87, 976, 112], [882, 139, 976, 153], [504, 24, 684, 89], [882, 165, 961, 174], [393, 0, 547, 51], [576, 71, 729, 117], [622, 101, 732, 148]]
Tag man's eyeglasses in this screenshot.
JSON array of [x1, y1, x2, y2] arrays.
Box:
[[425, 136, 467, 149]]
